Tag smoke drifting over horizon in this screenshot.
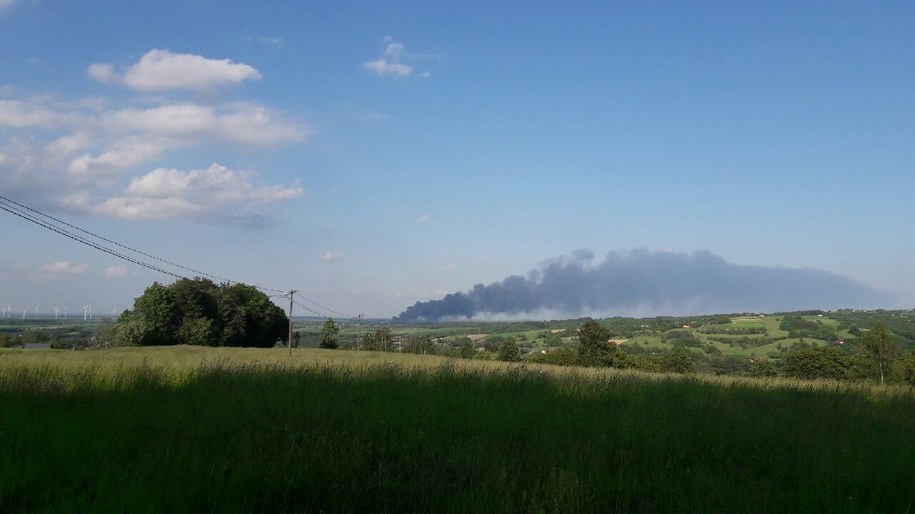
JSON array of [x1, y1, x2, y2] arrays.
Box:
[[395, 249, 893, 322]]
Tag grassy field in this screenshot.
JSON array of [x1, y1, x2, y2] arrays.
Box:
[[2, 346, 914, 513]]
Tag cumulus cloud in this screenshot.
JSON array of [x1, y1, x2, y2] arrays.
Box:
[[323, 251, 345, 263], [103, 265, 128, 278], [89, 49, 262, 91], [40, 261, 89, 274], [0, 0, 15, 12], [363, 41, 413, 78], [102, 102, 309, 145], [0, 99, 79, 129], [394, 249, 895, 322], [2, 50, 310, 224], [68, 135, 173, 178], [91, 163, 303, 221], [416, 213, 430, 224]]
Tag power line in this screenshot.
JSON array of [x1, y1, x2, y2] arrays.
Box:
[[294, 293, 353, 319], [0, 201, 186, 280], [0, 193, 247, 287], [291, 299, 328, 318], [1, 194, 357, 319], [0, 195, 287, 294]]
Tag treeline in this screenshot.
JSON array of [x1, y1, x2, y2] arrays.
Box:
[[540, 321, 915, 385], [349, 319, 915, 386], [0, 327, 92, 349], [699, 327, 768, 335], [779, 315, 840, 341]]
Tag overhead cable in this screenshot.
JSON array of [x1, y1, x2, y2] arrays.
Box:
[[0, 195, 284, 293]]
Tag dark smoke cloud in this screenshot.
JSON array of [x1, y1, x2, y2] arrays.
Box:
[[394, 249, 893, 322]]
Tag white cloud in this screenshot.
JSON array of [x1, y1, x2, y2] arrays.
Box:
[[0, 96, 309, 186], [3, 51, 309, 224], [68, 135, 172, 177], [89, 49, 262, 91], [211, 103, 311, 144], [103, 265, 128, 278], [103, 102, 310, 145], [0, 0, 14, 12], [363, 42, 413, 78], [255, 36, 284, 48], [104, 103, 215, 134], [87, 63, 117, 84], [417, 214, 430, 224], [355, 111, 387, 122], [1, 136, 89, 190], [0, 99, 78, 129], [47, 133, 92, 156], [40, 261, 89, 274], [92, 163, 304, 221], [323, 251, 345, 263]]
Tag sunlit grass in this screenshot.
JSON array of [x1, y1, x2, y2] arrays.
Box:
[[1, 346, 913, 512]]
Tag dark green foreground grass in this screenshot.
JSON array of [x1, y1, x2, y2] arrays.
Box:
[[1, 360, 914, 513]]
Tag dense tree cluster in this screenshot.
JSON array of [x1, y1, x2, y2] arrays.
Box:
[[779, 315, 838, 340], [783, 347, 852, 380], [115, 278, 287, 347]]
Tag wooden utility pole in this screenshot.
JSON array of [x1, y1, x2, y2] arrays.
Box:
[[287, 289, 297, 356]]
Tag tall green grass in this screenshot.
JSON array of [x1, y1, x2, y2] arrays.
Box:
[[1, 348, 914, 512]]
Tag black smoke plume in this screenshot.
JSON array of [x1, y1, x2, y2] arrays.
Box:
[[394, 249, 892, 321]]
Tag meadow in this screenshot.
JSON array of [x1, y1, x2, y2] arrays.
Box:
[[1, 346, 914, 513]]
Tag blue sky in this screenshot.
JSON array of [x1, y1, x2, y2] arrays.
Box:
[[1, 1, 913, 319]]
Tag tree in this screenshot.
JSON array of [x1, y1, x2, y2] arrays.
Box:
[[783, 347, 850, 380], [748, 356, 776, 378], [460, 340, 475, 359], [113, 318, 146, 346], [375, 327, 392, 352], [361, 332, 378, 351], [497, 340, 521, 362], [607, 349, 648, 370], [892, 352, 915, 387], [577, 320, 615, 366], [860, 323, 898, 384], [320, 318, 339, 349], [217, 283, 287, 348], [130, 281, 179, 345], [93, 316, 115, 347], [170, 278, 219, 322], [404, 336, 435, 355], [115, 278, 286, 347], [178, 317, 217, 347], [660, 348, 694, 373]]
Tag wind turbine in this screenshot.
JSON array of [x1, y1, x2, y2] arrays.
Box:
[[34, 304, 40, 319], [63, 307, 68, 319], [54, 307, 60, 319], [83, 305, 90, 321], [22, 306, 26, 319]]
